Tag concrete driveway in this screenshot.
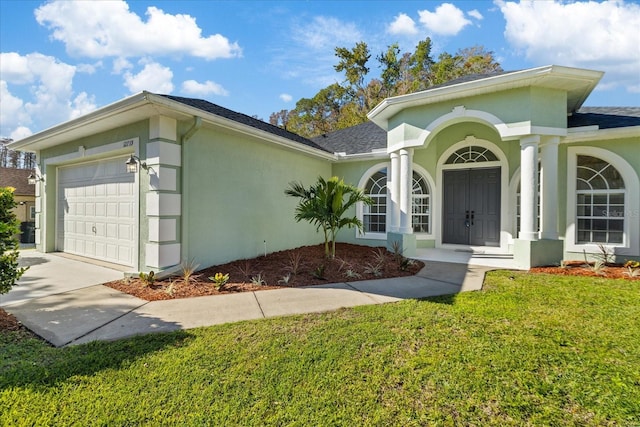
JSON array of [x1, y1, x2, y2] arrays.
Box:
[[1, 250, 125, 307]]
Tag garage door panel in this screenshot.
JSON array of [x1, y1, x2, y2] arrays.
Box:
[[57, 157, 136, 267]]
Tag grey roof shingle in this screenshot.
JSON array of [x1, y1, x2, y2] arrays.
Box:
[[311, 121, 387, 155], [159, 94, 331, 153], [569, 107, 640, 129]]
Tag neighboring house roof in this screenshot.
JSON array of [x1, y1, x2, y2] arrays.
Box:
[[312, 121, 387, 155], [159, 94, 331, 153], [0, 167, 35, 196], [569, 107, 640, 129]]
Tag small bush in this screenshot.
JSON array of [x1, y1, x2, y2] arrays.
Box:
[[0, 187, 28, 294], [209, 272, 230, 290], [139, 271, 155, 287]]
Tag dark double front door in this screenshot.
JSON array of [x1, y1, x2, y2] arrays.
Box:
[[443, 167, 501, 246]]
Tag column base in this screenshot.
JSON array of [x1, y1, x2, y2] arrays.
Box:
[[387, 232, 416, 258], [514, 239, 563, 270]]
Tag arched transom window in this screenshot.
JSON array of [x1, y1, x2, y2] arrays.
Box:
[[362, 168, 431, 234], [576, 155, 625, 244], [445, 146, 498, 164]]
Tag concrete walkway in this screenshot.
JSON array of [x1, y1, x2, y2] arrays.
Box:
[[3, 250, 494, 347]]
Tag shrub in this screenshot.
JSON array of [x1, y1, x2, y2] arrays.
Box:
[[139, 271, 155, 287], [0, 187, 28, 294], [209, 272, 230, 290]]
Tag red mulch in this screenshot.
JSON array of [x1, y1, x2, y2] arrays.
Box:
[[530, 260, 640, 280], [0, 309, 23, 332], [105, 243, 424, 302]]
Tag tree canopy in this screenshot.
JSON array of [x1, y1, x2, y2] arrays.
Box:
[[270, 38, 502, 138]]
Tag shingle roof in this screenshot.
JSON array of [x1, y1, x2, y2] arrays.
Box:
[[159, 94, 331, 153], [0, 167, 35, 196], [569, 107, 640, 129], [311, 121, 387, 155], [313, 106, 640, 156]]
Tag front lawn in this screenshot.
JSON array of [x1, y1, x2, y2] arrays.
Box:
[[1, 271, 638, 426]]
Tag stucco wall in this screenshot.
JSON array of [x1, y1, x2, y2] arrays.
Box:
[[182, 125, 332, 268], [388, 87, 568, 134]]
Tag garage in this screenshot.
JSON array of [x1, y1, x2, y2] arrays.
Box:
[[56, 156, 136, 267]]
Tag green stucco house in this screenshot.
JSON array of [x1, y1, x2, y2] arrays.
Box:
[[9, 65, 640, 274]]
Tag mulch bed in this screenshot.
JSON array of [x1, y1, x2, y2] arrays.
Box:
[[530, 260, 640, 280], [105, 243, 423, 302]]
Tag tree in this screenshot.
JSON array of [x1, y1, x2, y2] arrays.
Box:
[[270, 40, 502, 138], [285, 176, 372, 258], [0, 187, 28, 294]]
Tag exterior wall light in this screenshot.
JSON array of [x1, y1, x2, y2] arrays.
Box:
[[125, 154, 148, 174], [27, 172, 44, 185]]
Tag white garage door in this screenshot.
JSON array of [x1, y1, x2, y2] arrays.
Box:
[[57, 157, 136, 267]]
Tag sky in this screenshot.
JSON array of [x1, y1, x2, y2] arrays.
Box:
[[1, 0, 639, 141]]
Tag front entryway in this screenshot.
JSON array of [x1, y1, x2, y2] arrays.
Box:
[[442, 167, 501, 246]]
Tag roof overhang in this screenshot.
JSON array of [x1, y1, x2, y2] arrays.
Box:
[[367, 65, 604, 130], [7, 92, 336, 161]]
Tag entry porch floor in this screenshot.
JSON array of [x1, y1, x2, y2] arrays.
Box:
[[414, 247, 520, 269]]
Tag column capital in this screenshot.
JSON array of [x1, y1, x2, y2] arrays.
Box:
[[389, 151, 400, 159], [399, 148, 414, 157], [520, 134, 541, 147], [540, 135, 561, 147]]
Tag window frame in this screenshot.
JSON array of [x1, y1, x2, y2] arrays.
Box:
[[566, 147, 639, 255], [356, 163, 434, 240]]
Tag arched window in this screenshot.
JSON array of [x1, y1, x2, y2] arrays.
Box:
[[412, 172, 430, 233], [445, 146, 498, 164], [363, 169, 387, 233], [362, 168, 431, 235], [576, 155, 625, 244]]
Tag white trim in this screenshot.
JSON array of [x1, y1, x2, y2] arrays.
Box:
[[356, 162, 390, 240], [564, 126, 640, 143], [436, 137, 510, 252], [566, 147, 639, 256]]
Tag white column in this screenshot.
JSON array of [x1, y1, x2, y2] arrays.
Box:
[[389, 152, 400, 232], [540, 136, 560, 240], [399, 148, 413, 234], [519, 136, 540, 241]]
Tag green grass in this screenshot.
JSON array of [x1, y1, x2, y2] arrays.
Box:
[[2, 271, 639, 426]]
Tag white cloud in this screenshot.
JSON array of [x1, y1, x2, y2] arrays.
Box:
[[0, 81, 30, 137], [418, 3, 472, 36], [497, 0, 640, 94], [279, 93, 293, 102], [35, 0, 242, 60], [123, 61, 174, 94], [292, 16, 362, 50], [182, 79, 229, 96], [0, 52, 97, 139], [388, 13, 418, 36], [10, 126, 33, 141], [112, 57, 133, 74], [468, 9, 483, 20]]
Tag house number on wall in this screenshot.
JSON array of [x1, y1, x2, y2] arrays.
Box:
[[122, 139, 135, 148]]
